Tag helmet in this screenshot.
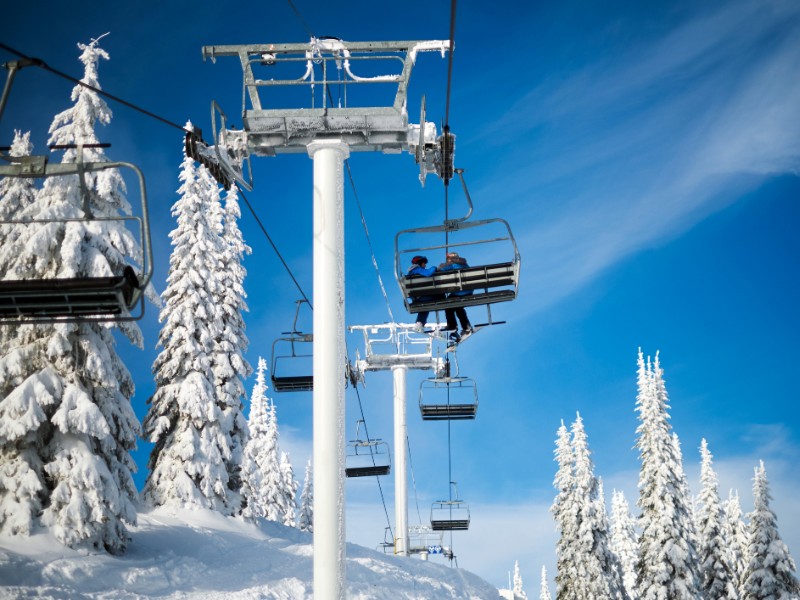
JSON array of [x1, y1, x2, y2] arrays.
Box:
[[411, 256, 428, 265]]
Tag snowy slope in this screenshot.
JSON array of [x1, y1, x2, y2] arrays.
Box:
[[0, 507, 500, 599]]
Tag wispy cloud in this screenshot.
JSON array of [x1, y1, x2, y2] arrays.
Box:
[[474, 0, 800, 316]]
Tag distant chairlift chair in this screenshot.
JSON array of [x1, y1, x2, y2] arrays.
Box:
[[418, 374, 478, 421], [345, 420, 391, 478], [270, 300, 314, 392], [430, 482, 470, 531]]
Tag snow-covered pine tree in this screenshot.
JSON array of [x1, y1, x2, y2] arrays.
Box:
[[0, 40, 146, 553], [0, 130, 36, 349], [240, 356, 269, 520], [696, 438, 739, 599], [240, 391, 286, 523], [740, 461, 800, 600], [0, 131, 42, 537], [513, 559, 527, 598], [551, 420, 578, 600], [610, 489, 639, 600], [279, 450, 297, 527], [260, 398, 288, 522], [570, 415, 628, 599], [723, 489, 749, 589], [142, 134, 238, 514], [539, 566, 552, 600], [210, 187, 251, 501], [634, 350, 701, 600], [298, 457, 313, 532], [0, 129, 37, 242]]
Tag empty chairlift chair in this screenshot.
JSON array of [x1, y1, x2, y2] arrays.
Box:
[[345, 420, 391, 478], [0, 150, 153, 322], [418, 375, 478, 421], [270, 300, 314, 392], [430, 482, 470, 531]]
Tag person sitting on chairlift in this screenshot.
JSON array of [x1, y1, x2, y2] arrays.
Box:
[[438, 252, 473, 343], [408, 255, 440, 332]]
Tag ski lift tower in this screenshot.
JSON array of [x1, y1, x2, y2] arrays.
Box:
[[201, 38, 452, 600], [349, 323, 445, 557]]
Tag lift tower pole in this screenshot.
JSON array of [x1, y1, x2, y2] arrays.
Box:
[[309, 140, 349, 596], [392, 364, 408, 555], [349, 324, 445, 557], [201, 38, 451, 600]]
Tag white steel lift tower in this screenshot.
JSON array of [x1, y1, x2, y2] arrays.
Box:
[[349, 323, 445, 556], [199, 38, 453, 600]]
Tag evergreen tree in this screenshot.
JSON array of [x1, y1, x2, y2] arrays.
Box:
[[298, 457, 313, 532], [142, 135, 237, 514], [740, 461, 800, 599], [571, 415, 627, 599], [0, 40, 145, 553], [240, 357, 269, 520], [551, 420, 578, 600], [540, 566, 553, 600], [634, 350, 701, 599], [696, 439, 739, 599], [513, 559, 527, 598], [259, 398, 287, 522], [279, 450, 297, 527], [723, 489, 749, 589], [210, 187, 251, 500], [610, 489, 639, 600]]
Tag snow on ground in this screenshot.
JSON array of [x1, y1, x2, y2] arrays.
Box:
[[0, 507, 500, 599]]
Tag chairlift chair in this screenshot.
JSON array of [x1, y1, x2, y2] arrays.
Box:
[[418, 374, 478, 421], [395, 170, 520, 316], [270, 300, 313, 392], [0, 150, 154, 322], [430, 482, 470, 531], [345, 420, 391, 478]]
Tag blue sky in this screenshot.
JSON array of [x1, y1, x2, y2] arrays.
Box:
[[3, 0, 799, 591]]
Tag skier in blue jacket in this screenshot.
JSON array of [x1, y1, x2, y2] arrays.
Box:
[[408, 255, 438, 331]]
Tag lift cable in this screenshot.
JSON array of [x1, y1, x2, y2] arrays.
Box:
[[442, 0, 458, 245], [0, 43, 313, 310], [406, 434, 424, 524], [0, 42, 188, 136], [344, 160, 395, 323], [352, 384, 394, 539], [237, 187, 312, 309], [443, 0, 457, 130], [286, 0, 316, 39]]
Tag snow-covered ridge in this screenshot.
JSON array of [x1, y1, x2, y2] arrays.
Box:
[[0, 506, 500, 599]]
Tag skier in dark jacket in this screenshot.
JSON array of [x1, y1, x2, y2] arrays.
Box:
[[438, 252, 473, 342], [408, 255, 438, 331]]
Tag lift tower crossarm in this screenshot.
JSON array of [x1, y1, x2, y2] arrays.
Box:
[[199, 38, 452, 189]]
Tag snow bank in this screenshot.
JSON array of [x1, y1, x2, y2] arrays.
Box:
[[0, 506, 500, 599]]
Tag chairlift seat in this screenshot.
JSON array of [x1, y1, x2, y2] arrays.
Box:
[[420, 403, 477, 420], [0, 267, 140, 320], [271, 374, 313, 392], [402, 262, 517, 313], [345, 464, 391, 478], [430, 497, 470, 532], [430, 518, 470, 531]]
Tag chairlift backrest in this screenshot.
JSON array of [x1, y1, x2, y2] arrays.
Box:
[[0, 151, 154, 322]]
